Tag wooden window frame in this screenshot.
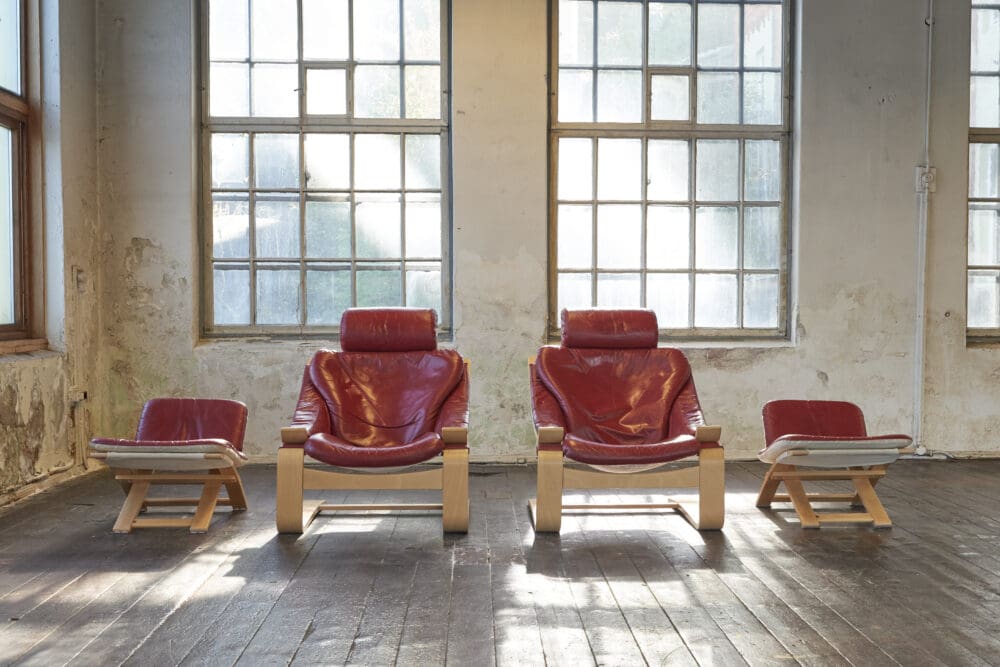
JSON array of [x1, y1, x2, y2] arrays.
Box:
[[548, 0, 792, 341], [0, 0, 31, 342]]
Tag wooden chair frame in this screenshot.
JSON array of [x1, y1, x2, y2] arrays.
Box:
[[275, 426, 470, 534], [529, 426, 725, 532], [90, 452, 248, 534], [756, 460, 895, 528]]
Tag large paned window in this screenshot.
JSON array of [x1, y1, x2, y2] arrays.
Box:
[[970, 2, 1000, 335], [550, 0, 790, 337], [0, 0, 28, 339], [202, 0, 450, 333]]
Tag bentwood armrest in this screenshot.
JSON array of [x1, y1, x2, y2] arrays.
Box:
[[281, 425, 310, 445], [537, 426, 565, 444], [696, 425, 722, 443], [441, 426, 468, 445]]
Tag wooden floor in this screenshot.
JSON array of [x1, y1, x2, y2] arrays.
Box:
[[2, 460, 1000, 666]]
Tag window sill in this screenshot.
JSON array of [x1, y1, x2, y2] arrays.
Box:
[[0, 338, 47, 355]]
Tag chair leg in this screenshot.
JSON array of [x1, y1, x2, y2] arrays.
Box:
[[783, 476, 821, 528], [532, 450, 564, 533], [190, 481, 222, 533], [694, 447, 725, 530], [276, 447, 306, 534], [853, 476, 892, 528], [222, 469, 249, 511], [756, 463, 791, 508], [442, 448, 470, 533], [113, 481, 151, 534]]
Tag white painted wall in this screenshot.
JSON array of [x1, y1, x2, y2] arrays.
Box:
[[81, 0, 997, 463]]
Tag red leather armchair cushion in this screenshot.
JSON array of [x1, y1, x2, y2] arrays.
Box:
[[762, 400, 867, 446], [290, 308, 467, 468], [340, 308, 437, 352], [561, 308, 658, 349], [133, 398, 248, 451], [533, 309, 715, 465]]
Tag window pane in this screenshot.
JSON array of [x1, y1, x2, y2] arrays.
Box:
[[559, 69, 594, 122], [649, 2, 691, 66], [405, 65, 441, 119], [209, 0, 248, 61], [597, 273, 641, 307], [303, 0, 348, 60], [969, 205, 1000, 266], [212, 194, 250, 259], [650, 75, 690, 121], [211, 133, 249, 188], [0, 126, 12, 324], [406, 264, 441, 310], [696, 139, 739, 201], [697, 72, 739, 124], [745, 139, 780, 201], [404, 0, 441, 61], [560, 0, 594, 66], [969, 270, 1000, 328], [355, 134, 401, 190], [558, 273, 593, 311], [597, 204, 641, 268], [306, 267, 351, 325], [558, 204, 593, 269], [210, 63, 249, 117], [255, 134, 300, 189], [597, 138, 641, 200], [597, 1, 642, 66], [698, 4, 740, 68], [970, 143, 1000, 199], [213, 266, 251, 325], [743, 273, 779, 328], [255, 195, 300, 258], [356, 194, 402, 258], [354, 0, 400, 60], [306, 69, 347, 115], [647, 139, 688, 201], [405, 193, 441, 258], [743, 71, 782, 125], [251, 0, 297, 61], [405, 134, 441, 189], [305, 197, 351, 258], [257, 267, 301, 325], [695, 206, 738, 269], [744, 206, 780, 269], [558, 137, 593, 200], [305, 133, 350, 189], [355, 66, 402, 119], [596, 69, 642, 123], [647, 205, 689, 269], [357, 266, 402, 306], [251, 64, 298, 117], [972, 9, 1000, 74], [646, 273, 689, 328], [970, 76, 1000, 127], [744, 4, 782, 68], [695, 273, 737, 327]]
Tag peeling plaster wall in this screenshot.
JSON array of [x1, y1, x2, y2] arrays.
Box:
[[1, 0, 99, 498], [92, 0, 994, 461]]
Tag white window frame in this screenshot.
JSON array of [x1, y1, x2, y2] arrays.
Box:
[[549, 0, 792, 340], [199, 0, 452, 336]]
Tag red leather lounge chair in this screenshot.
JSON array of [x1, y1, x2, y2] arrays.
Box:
[[757, 400, 912, 528], [276, 308, 470, 534], [89, 398, 249, 533], [529, 309, 724, 532]]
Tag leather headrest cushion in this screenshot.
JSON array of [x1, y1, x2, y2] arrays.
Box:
[[561, 309, 658, 349], [340, 308, 438, 352]]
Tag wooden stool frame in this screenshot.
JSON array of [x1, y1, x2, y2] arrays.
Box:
[[91, 452, 248, 534]]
